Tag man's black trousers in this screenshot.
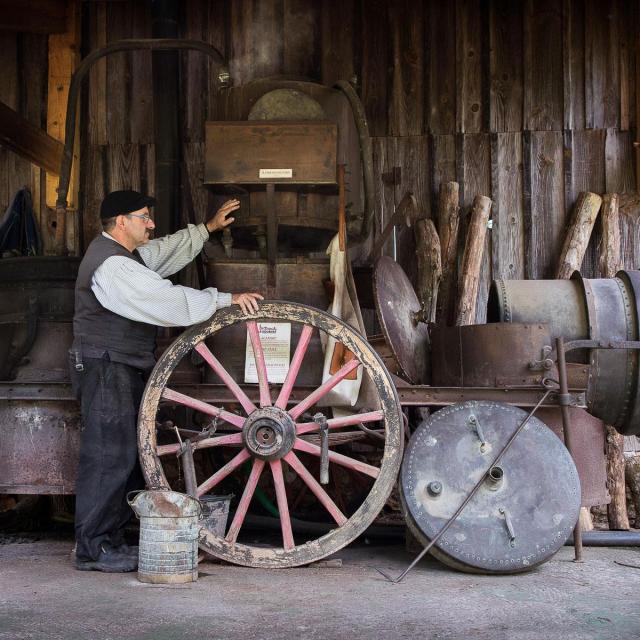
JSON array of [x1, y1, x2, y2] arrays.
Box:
[[73, 355, 145, 561]]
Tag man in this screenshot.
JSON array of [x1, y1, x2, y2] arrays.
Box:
[[71, 189, 262, 572]]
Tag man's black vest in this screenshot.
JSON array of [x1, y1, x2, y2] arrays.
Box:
[[73, 234, 157, 370]]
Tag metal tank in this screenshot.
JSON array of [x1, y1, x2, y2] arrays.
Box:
[[487, 271, 640, 436], [0, 257, 81, 494]]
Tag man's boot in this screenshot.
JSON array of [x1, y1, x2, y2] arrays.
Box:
[[75, 542, 137, 573]]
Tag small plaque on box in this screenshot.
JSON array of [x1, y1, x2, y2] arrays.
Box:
[[244, 323, 292, 384], [259, 168, 293, 179]]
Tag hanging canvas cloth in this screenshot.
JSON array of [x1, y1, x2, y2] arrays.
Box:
[[320, 233, 366, 406]]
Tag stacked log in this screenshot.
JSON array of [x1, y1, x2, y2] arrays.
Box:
[[455, 195, 492, 326]]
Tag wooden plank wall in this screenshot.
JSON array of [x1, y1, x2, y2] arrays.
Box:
[[1, 0, 637, 318], [0, 32, 48, 237]]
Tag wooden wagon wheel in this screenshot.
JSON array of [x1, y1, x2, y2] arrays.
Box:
[[138, 301, 403, 568]]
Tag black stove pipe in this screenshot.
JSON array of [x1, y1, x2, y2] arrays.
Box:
[[151, 0, 181, 237]]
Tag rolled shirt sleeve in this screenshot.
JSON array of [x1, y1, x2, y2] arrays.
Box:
[[92, 255, 232, 327], [136, 223, 210, 278]]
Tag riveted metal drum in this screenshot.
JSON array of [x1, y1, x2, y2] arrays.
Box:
[[488, 271, 640, 435], [400, 401, 581, 574], [487, 278, 588, 345], [129, 490, 201, 584]]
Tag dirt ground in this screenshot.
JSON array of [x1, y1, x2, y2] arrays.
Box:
[[1, 535, 639, 640]]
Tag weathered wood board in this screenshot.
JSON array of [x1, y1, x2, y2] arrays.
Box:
[[523, 131, 565, 279], [524, 0, 563, 131], [427, 1, 456, 134], [491, 132, 524, 281], [489, 0, 523, 132]]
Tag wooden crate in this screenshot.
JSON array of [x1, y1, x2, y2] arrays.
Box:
[[204, 121, 337, 185]]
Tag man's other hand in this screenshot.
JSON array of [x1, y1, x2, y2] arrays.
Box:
[[231, 292, 264, 314], [206, 199, 240, 233]]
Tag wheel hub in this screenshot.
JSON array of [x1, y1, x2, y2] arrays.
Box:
[[242, 406, 297, 461]]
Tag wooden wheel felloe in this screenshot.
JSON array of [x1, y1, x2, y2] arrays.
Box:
[[138, 301, 403, 568]]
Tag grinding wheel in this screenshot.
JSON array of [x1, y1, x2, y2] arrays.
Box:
[[401, 401, 581, 574], [373, 255, 429, 384]]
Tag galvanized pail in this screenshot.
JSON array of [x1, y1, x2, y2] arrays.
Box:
[[128, 490, 201, 584], [199, 494, 232, 537]]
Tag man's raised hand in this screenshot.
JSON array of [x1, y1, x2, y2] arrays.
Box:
[[206, 199, 240, 233]]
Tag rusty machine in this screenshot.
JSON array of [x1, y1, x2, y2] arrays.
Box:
[[1, 40, 639, 576]]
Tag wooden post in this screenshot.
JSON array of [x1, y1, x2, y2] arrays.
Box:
[[597, 192, 630, 531], [414, 219, 442, 324], [455, 195, 492, 326], [555, 191, 602, 279], [435, 182, 460, 326], [625, 456, 640, 527]]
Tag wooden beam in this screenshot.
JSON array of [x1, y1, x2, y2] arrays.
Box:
[[0, 101, 63, 175], [0, 0, 67, 34]]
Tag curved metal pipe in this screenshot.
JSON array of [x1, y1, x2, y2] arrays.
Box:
[[54, 38, 228, 252], [334, 80, 375, 245]]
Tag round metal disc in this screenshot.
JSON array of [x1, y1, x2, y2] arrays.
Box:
[[373, 255, 429, 384], [401, 401, 581, 574]]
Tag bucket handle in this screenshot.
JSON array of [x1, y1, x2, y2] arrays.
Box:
[[127, 489, 145, 518], [127, 489, 144, 506], [127, 489, 204, 518]]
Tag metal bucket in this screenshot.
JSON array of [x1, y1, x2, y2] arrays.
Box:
[[488, 271, 640, 435], [128, 490, 201, 584], [199, 494, 232, 537]]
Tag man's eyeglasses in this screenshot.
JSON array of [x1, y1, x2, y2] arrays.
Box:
[[126, 213, 152, 223]]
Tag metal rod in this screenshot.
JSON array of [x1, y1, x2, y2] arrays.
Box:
[[556, 336, 584, 563], [180, 440, 198, 498], [376, 388, 552, 584]]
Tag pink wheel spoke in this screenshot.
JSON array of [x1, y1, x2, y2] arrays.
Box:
[[156, 432, 244, 457], [270, 459, 295, 550], [275, 325, 314, 409], [162, 387, 245, 429], [225, 459, 265, 544], [296, 410, 384, 435], [156, 443, 182, 456], [194, 343, 257, 415], [293, 438, 380, 479], [247, 321, 272, 407], [196, 449, 251, 497], [288, 358, 361, 420], [194, 432, 244, 450], [283, 452, 347, 526]]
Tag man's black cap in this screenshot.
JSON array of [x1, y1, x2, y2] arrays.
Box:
[[100, 190, 156, 220]]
